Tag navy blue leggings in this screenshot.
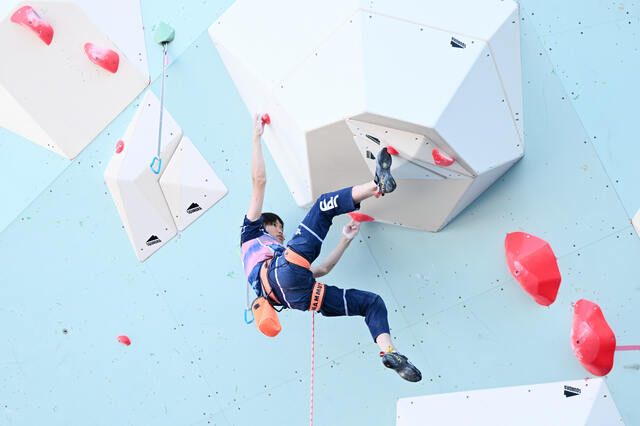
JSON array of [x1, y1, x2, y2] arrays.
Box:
[[267, 187, 390, 342]]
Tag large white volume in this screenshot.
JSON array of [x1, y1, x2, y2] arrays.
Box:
[[0, 1, 148, 159], [105, 91, 228, 261], [396, 379, 624, 426], [209, 0, 523, 231], [104, 91, 182, 262]]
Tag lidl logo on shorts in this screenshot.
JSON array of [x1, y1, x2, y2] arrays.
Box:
[[319, 195, 339, 211]]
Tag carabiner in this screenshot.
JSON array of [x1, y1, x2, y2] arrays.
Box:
[[244, 308, 254, 324], [150, 156, 162, 174]]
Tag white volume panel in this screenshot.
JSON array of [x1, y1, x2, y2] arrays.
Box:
[[0, 2, 148, 158], [396, 378, 624, 426], [104, 91, 182, 262], [159, 136, 228, 231]]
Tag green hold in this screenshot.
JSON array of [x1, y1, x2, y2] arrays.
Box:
[[154, 22, 175, 44]]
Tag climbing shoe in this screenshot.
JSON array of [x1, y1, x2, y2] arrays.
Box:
[[381, 350, 422, 382], [374, 147, 397, 195]]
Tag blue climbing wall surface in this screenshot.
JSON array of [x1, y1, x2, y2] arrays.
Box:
[[1, 1, 639, 425]]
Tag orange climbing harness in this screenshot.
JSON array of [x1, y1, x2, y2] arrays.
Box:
[[253, 248, 326, 337], [281, 248, 326, 312]]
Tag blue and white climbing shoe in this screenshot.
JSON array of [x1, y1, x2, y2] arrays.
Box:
[[374, 147, 396, 196], [381, 349, 422, 382]]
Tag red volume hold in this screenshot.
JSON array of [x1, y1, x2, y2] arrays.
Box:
[[117, 335, 131, 346], [84, 43, 119, 74], [348, 212, 375, 222], [432, 149, 455, 166], [571, 299, 616, 376], [504, 232, 561, 306], [11, 5, 54, 45], [386, 146, 399, 156]]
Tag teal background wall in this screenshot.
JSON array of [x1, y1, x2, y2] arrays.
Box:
[[1, 1, 639, 425]]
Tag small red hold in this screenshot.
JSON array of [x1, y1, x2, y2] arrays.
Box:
[[117, 335, 131, 346], [348, 212, 375, 222], [84, 43, 119, 74], [386, 146, 399, 156], [115, 140, 124, 154], [11, 5, 54, 46], [504, 232, 561, 306], [571, 299, 615, 376], [432, 148, 455, 166], [261, 113, 271, 125]]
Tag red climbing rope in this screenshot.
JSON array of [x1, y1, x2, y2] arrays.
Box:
[[310, 311, 315, 426]]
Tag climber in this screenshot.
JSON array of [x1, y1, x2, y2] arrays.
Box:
[[240, 115, 422, 382]]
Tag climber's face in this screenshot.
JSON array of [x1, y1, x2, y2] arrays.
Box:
[[265, 220, 284, 244]]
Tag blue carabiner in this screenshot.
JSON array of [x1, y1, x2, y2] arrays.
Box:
[[244, 308, 254, 324], [150, 156, 162, 174]]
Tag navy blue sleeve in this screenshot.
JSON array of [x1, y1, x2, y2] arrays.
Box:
[[241, 215, 266, 245]]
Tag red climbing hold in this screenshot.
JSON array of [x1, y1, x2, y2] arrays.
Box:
[[84, 43, 119, 74], [386, 146, 399, 156], [117, 335, 131, 346], [571, 299, 616, 376], [504, 232, 561, 306], [348, 212, 375, 222], [261, 113, 271, 125], [11, 5, 54, 46], [115, 140, 124, 154], [432, 148, 455, 166]]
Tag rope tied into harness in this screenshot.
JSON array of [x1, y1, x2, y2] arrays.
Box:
[[310, 311, 315, 426], [243, 248, 325, 423]]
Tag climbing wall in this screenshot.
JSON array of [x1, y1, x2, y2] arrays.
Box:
[[0, 1, 639, 426], [209, 0, 523, 231], [633, 209, 640, 238]]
